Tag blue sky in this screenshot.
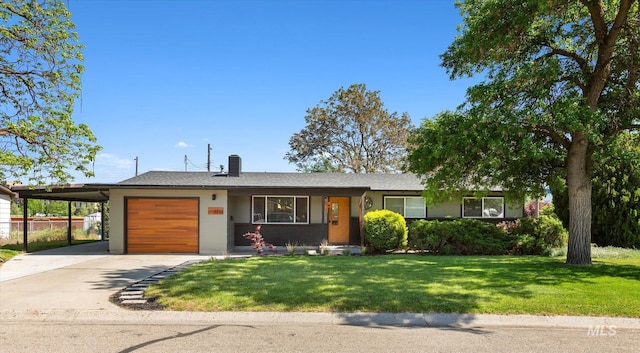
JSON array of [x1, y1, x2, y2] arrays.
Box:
[[68, 0, 478, 183]]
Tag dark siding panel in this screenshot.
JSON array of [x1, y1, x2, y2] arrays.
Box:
[[235, 223, 327, 246], [349, 217, 362, 245]]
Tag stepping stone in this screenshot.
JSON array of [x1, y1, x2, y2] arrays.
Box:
[[119, 294, 144, 299], [122, 289, 144, 294], [120, 300, 148, 305], [132, 283, 150, 288]]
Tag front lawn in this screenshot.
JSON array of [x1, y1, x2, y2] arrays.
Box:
[[146, 251, 640, 317], [0, 248, 21, 265]]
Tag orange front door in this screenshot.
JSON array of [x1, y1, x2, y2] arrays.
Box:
[[327, 197, 350, 244]]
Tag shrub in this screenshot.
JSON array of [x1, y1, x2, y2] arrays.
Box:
[[243, 225, 275, 255], [536, 215, 568, 248], [364, 210, 408, 252], [408, 220, 444, 252], [448, 219, 512, 255], [285, 241, 297, 256], [409, 216, 568, 256], [409, 219, 512, 255], [502, 215, 568, 255]]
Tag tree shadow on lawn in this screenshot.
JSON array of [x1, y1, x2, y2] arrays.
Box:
[[151, 255, 640, 319]]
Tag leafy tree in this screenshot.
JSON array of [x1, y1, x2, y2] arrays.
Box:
[[551, 131, 640, 248], [9, 198, 21, 216], [286, 83, 413, 173], [407, 1, 639, 264], [299, 155, 344, 173], [1, 0, 100, 185], [11, 198, 72, 216], [74, 202, 96, 217]]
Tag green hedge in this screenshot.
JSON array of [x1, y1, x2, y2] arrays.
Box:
[[409, 217, 568, 255], [364, 210, 408, 252], [408, 219, 512, 255]]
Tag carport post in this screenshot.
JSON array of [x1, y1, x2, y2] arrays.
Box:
[[100, 202, 105, 241], [22, 197, 28, 253], [67, 201, 72, 246]]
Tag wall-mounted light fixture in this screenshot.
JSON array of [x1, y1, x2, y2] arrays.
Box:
[[212, 194, 217, 200]]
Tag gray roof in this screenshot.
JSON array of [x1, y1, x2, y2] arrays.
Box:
[[116, 171, 426, 191]]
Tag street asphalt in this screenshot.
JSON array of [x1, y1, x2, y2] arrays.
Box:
[[1, 241, 638, 330]]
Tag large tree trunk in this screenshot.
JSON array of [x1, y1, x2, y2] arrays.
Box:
[[565, 134, 593, 265]]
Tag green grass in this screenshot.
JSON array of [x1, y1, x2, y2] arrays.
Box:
[[146, 249, 640, 317], [0, 248, 21, 265], [0, 235, 100, 266], [0, 228, 101, 256], [0, 239, 98, 253]]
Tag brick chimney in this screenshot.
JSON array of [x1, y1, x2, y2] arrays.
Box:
[[228, 155, 242, 177]]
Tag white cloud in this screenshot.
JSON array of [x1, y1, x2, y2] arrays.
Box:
[[174, 141, 192, 148], [96, 153, 133, 169]]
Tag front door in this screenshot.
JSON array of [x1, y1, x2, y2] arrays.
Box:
[[327, 197, 350, 244]]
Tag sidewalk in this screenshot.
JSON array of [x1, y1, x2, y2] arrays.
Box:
[[2, 308, 639, 330], [1, 242, 638, 330]]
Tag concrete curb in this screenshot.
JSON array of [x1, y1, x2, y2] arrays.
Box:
[[2, 309, 638, 329]]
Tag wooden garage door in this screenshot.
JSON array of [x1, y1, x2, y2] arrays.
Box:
[[127, 198, 199, 253]]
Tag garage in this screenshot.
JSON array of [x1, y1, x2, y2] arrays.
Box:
[[126, 197, 199, 253]]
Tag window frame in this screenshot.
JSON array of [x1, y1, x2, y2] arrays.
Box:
[[462, 196, 505, 218], [251, 195, 310, 225], [383, 196, 427, 218]]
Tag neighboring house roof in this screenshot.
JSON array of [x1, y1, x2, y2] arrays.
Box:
[[0, 185, 17, 199], [117, 171, 427, 191]]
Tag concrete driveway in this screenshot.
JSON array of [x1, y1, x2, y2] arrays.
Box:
[[0, 242, 210, 312]]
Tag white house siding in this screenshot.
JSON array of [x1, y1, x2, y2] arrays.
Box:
[[108, 189, 229, 255], [0, 194, 10, 238]]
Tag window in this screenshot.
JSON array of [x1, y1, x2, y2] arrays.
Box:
[[383, 196, 426, 218], [463, 197, 504, 218], [252, 196, 309, 224]]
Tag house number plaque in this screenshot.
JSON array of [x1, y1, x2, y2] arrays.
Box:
[[208, 207, 224, 215]]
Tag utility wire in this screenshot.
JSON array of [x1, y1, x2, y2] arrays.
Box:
[[186, 156, 206, 171]]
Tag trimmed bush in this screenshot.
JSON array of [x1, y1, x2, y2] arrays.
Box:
[[506, 215, 568, 254], [409, 216, 569, 256], [536, 215, 568, 248], [364, 210, 408, 252], [409, 219, 512, 255]]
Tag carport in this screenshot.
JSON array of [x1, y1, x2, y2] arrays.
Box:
[[10, 184, 110, 252]]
